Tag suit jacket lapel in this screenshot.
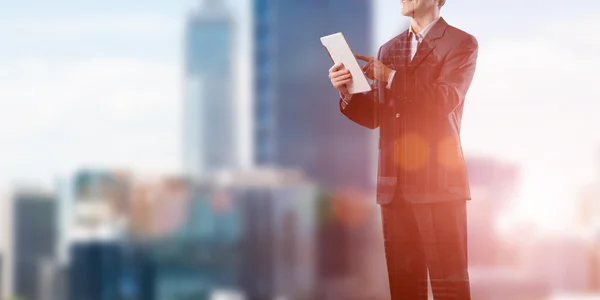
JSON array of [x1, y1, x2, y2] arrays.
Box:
[[388, 31, 410, 72], [408, 17, 449, 74]]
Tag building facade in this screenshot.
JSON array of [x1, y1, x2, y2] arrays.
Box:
[[252, 0, 374, 191], [68, 241, 155, 300], [12, 190, 57, 300], [184, 0, 238, 177], [145, 169, 319, 299]]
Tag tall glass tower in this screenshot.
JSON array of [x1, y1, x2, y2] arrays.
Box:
[[184, 0, 237, 177], [252, 0, 374, 190]]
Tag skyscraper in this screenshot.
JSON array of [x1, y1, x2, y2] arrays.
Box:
[[147, 169, 319, 299], [184, 0, 237, 177], [252, 0, 374, 191], [68, 241, 156, 300], [12, 189, 57, 300], [0, 189, 13, 299], [68, 242, 122, 300]]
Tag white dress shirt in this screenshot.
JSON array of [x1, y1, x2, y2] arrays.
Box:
[[340, 17, 441, 107]]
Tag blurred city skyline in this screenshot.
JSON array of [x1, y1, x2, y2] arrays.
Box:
[[1, 0, 600, 232], [1, 0, 600, 299]]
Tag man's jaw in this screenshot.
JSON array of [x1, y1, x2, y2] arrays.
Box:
[[401, 0, 416, 16]]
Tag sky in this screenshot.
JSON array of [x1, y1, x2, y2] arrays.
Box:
[[1, 0, 600, 229]]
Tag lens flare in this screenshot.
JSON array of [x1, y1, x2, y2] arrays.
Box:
[[395, 132, 429, 171]]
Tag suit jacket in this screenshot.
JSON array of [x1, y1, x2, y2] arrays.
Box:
[[340, 18, 478, 204]]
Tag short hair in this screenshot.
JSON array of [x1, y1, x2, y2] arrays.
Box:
[[438, 0, 446, 7]]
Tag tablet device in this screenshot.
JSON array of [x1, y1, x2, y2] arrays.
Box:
[[320, 32, 372, 94]]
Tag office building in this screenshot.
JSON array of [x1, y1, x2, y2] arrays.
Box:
[[68, 241, 155, 300], [252, 0, 374, 190], [203, 169, 381, 299], [68, 241, 123, 300], [127, 176, 190, 239], [146, 169, 319, 299], [73, 169, 131, 209], [37, 259, 62, 300], [230, 172, 318, 299], [63, 169, 131, 245], [315, 188, 386, 300], [12, 189, 57, 300], [65, 168, 381, 299], [0, 189, 13, 299], [184, 0, 238, 177]]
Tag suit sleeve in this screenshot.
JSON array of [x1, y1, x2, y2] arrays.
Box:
[[404, 35, 478, 116], [338, 47, 384, 130]]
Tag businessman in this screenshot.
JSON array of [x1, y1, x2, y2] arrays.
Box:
[[328, 0, 477, 299]]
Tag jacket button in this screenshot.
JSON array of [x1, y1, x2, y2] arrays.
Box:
[[396, 113, 400, 118]]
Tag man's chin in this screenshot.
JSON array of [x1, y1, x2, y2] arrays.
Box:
[[401, 10, 414, 17]]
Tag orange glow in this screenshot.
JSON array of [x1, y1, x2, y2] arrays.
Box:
[[437, 135, 462, 170], [395, 132, 429, 171], [332, 188, 368, 228]]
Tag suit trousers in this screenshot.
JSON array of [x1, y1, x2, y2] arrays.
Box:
[[380, 189, 471, 300]]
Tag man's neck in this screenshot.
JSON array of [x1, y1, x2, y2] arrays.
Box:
[[410, 11, 440, 34]]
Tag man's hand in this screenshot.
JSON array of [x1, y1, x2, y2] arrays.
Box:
[[329, 62, 353, 96], [355, 54, 393, 82]]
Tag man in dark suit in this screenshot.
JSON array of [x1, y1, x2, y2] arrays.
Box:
[[328, 0, 478, 299]]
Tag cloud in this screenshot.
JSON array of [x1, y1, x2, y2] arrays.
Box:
[[0, 58, 182, 184], [0, 13, 184, 63], [0, 13, 181, 37]]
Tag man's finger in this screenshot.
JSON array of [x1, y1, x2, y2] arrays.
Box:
[[354, 54, 373, 62], [361, 60, 371, 70], [334, 73, 352, 82], [362, 63, 372, 74], [333, 74, 352, 85], [332, 69, 350, 78], [329, 62, 344, 73], [336, 73, 352, 79], [331, 71, 345, 79], [335, 79, 353, 88]]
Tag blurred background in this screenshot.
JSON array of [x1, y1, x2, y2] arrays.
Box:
[[0, 0, 599, 299]]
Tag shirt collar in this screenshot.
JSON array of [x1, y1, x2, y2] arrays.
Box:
[[409, 16, 440, 40]]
